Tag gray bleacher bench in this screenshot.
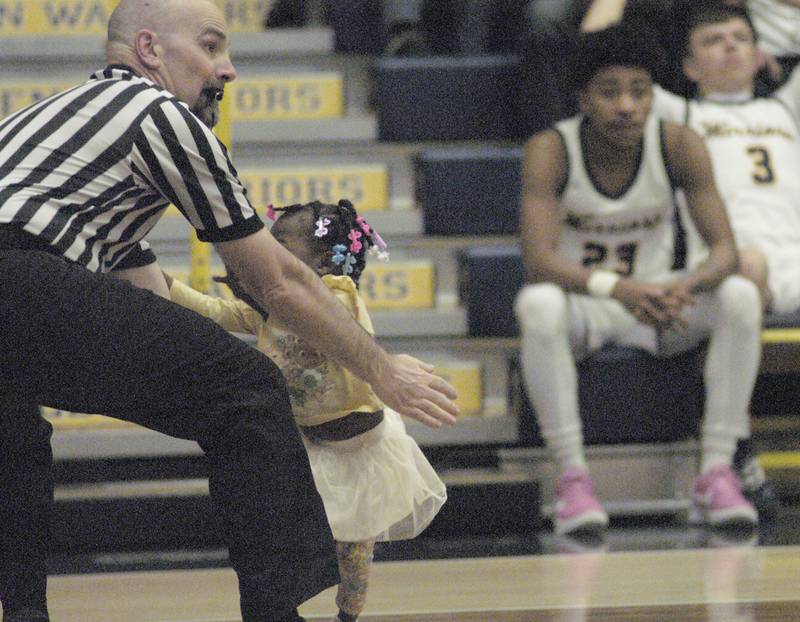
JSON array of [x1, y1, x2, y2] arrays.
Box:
[[372, 55, 522, 141], [415, 147, 522, 236]]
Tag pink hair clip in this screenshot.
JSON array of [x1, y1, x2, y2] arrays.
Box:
[[347, 228, 363, 253], [266, 204, 276, 221], [356, 216, 371, 236]]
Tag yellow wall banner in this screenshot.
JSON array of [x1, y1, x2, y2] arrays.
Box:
[[0, 82, 73, 119], [0, 1, 272, 36], [433, 363, 483, 415], [0, 1, 116, 36], [229, 74, 343, 121], [239, 164, 389, 213], [219, 0, 273, 33], [360, 261, 435, 310]]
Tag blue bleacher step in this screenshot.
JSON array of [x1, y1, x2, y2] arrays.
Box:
[[457, 244, 522, 337], [147, 208, 421, 253], [226, 28, 335, 58], [405, 413, 517, 447], [500, 442, 700, 518]]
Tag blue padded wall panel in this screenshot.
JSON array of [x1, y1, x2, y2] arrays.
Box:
[[417, 148, 522, 235], [458, 244, 523, 337], [374, 55, 521, 141]]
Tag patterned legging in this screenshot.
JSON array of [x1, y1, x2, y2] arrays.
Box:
[[335, 539, 376, 617]]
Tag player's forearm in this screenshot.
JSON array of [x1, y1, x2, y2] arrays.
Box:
[[581, 0, 626, 32], [524, 248, 597, 294], [687, 245, 738, 293]]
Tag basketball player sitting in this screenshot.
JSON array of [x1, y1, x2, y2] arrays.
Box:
[[514, 23, 761, 536]]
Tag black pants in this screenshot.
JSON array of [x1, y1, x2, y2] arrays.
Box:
[[0, 249, 338, 620]]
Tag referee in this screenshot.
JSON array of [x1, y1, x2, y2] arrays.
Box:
[[0, 1, 458, 621]]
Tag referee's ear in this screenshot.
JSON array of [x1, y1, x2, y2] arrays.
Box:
[[134, 29, 162, 70]]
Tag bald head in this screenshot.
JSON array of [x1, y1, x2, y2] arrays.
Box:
[[107, 0, 218, 59]]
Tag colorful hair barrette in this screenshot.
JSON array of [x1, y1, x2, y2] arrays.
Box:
[[342, 252, 356, 275], [314, 217, 331, 238], [266, 204, 276, 221], [331, 244, 347, 266], [356, 216, 371, 236], [372, 229, 388, 252], [347, 228, 363, 253], [366, 225, 389, 262]]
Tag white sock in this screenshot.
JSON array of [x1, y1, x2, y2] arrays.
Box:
[[700, 276, 761, 474], [516, 284, 586, 476]]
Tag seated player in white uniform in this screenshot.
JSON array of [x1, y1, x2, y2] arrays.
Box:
[[652, 4, 798, 521], [651, 4, 800, 317], [580, 0, 786, 524], [515, 23, 761, 536]]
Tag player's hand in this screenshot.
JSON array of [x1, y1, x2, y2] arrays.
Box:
[[611, 278, 682, 330], [660, 279, 697, 329], [756, 48, 783, 83], [371, 353, 459, 428]]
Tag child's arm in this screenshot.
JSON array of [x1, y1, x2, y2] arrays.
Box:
[[165, 273, 263, 336]]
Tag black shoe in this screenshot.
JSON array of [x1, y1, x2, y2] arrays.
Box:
[[734, 439, 780, 522], [383, 27, 431, 57], [3, 609, 49, 622]]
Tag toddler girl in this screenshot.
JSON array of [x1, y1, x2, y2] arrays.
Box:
[[167, 199, 447, 622]]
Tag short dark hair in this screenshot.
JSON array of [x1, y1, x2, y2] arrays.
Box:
[[572, 23, 666, 92], [682, 3, 756, 59]]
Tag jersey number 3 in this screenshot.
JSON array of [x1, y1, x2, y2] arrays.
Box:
[[746, 146, 775, 184], [582, 242, 638, 276]]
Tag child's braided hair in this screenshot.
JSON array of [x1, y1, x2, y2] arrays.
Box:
[[214, 199, 387, 316], [274, 198, 382, 287]]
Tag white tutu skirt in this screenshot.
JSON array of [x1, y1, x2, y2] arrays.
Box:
[[302, 408, 447, 543]]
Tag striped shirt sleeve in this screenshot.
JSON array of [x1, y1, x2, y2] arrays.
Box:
[[129, 99, 263, 243]]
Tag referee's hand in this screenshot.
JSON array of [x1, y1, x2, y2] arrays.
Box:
[[371, 354, 459, 428]]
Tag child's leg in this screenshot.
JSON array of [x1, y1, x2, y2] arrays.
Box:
[[334, 539, 376, 621]]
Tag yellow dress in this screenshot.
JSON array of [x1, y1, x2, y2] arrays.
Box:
[[169, 275, 446, 542]]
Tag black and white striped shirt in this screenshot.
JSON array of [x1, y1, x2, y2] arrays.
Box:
[[0, 65, 263, 273]]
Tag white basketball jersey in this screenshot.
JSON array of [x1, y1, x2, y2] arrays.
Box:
[[685, 98, 800, 252], [555, 114, 678, 281]]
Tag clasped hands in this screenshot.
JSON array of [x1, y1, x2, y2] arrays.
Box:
[[612, 277, 697, 332]]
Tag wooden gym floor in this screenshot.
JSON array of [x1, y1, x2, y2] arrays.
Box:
[[33, 543, 800, 621]]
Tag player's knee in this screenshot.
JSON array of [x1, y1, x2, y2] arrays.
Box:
[[716, 274, 762, 328], [514, 283, 569, 336]]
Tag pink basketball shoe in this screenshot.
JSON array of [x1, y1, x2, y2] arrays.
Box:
[[554, 467, 609, 536], [692, 465, 758, 528]]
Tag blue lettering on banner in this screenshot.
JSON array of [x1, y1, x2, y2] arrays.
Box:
[[44, 1, 109, 28], [0, 2, 24, 28]]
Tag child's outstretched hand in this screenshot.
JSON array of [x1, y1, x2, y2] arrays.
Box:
[[372, 354, 459, 428]]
